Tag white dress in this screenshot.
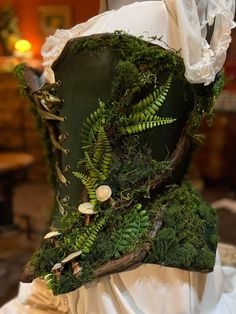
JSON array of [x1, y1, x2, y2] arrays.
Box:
[[1, 1, 236, 313]]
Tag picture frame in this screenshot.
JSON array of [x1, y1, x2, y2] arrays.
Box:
[[38, 5, 73, 37]]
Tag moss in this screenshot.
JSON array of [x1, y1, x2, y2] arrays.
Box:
[[26, 33, 219, 294], [146, 182, 218, 271], [31, 181, 218, 294], [107, 135, 171, 199], [14, 63, 28, 96], [71, 31, 185, 80], [31, 247, 64, 277], [194, 247, 215, 270], [189, 70, 224, 136]]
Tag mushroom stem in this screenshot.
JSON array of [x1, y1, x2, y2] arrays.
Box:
[[54, 269, 62, 281], [71, 261, 82, 277], [51, 238, 58, 246], [84, 215, 91, 226], [108, 197, 115, 208]]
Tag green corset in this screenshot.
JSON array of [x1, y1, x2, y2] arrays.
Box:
[[15, 33, 222, 295]]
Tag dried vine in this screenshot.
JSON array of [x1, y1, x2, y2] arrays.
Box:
[[93, 204, 167, 278]]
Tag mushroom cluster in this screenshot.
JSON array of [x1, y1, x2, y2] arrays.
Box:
[[78, 185, 112, 226], [50, 251, 83, 281], [61, 251, 83, 277]]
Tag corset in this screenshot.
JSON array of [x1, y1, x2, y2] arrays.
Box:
[[17, 33, 222, 295]]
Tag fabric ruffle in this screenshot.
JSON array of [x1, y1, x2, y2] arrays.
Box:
[[166, 0, 235, 85], [41, 1, 235, 85], [41, 11, 114, 82]]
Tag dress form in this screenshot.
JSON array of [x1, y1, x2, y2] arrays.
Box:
[[1, 1, 236, 313]]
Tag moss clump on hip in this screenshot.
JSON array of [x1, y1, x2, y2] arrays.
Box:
[[146, 182, 218, 271]]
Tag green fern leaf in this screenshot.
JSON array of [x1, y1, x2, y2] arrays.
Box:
[[120, 116, 176, 135], [75, 216, 107, 254], [81, 101, 106, 146], [93, 127, 112, 179], [73, 172, 98, 204], [111, 204, 150, 257], [130, 75, 172, 122], [84, 151, 106, 182]]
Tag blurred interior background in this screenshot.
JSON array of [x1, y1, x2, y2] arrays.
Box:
[[0, 0, 235, 307]]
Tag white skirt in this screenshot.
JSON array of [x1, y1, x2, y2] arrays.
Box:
[[1, 248, 236, 314]]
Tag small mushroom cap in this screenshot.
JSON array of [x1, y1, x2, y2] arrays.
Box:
[[96, 185, 112, 202], [51, 263, 63, 271], [78, 202, 95, 215], [61, 251, 82, 264], [44, 230, 61, 239]]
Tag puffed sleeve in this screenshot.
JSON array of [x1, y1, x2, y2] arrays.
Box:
[[165, 0, 235, 85], [0, 279, 69, 314]]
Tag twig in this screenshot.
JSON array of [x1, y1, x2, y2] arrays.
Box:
[[93, 204, 168, 278]]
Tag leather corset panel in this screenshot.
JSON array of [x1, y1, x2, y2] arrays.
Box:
[[18, 33, 219, 294], [52, 35, 193, 212]]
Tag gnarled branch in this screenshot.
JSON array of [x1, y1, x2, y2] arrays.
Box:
[[93, 205, 167, 278]]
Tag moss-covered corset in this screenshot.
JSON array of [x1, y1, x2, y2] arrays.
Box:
[[17, 33, 222, 295]]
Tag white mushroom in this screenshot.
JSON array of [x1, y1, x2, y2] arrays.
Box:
[[61, 251, 83, 277], [78, 202, 96, 225], [61, 251, 82, 264], [96, 185, 112, 202], [44, 231, 61, 245], [51, 262, 63, 280]]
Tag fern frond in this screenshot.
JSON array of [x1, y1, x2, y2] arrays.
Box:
[[93, 127, 106, 166], [93, 127, 112, 179], [130, 75, 172, 122], [44, 273, 53, 289], [120, 116, 176, 135], [75, 216, 107, 254], [111, 204, 150, 258], [101, 129, 112, 178], [81, 101, 106, 146], [73, 172, 98, 204], [14, 63, 28, 96], [85, 151, 106, 182]]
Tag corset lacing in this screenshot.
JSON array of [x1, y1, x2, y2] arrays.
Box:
[[32, 81, 69, 215]]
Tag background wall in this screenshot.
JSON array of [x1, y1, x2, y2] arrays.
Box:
[[0, 0, 100, 58], [0, 0, 100, 181]]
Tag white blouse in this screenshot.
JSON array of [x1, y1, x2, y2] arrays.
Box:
[[41, 0, 235, 85], [1, 2, 236, 314]]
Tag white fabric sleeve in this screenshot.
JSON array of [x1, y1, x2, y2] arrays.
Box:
[[165, 0, 235, 85], [41, 1, 235, 85], [0, 279, 69, 314]]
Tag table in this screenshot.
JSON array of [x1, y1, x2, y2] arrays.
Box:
[[0, 152, 34, 226]]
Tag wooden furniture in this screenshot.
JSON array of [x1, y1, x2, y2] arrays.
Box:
[[0, 152, 33, 226], [0, 71, 48, 181]]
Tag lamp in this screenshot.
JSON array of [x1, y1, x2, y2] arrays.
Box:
[[14, 39, 33, 58]]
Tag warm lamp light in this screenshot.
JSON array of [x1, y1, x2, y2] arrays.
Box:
[[14, 39, 33, 58], [15, 39, 32, 52]]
